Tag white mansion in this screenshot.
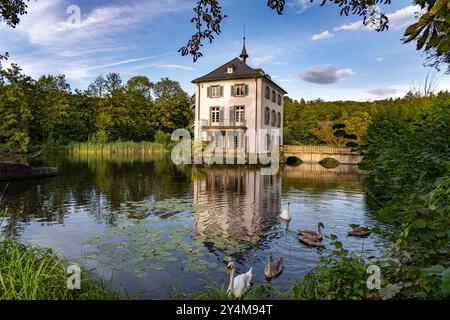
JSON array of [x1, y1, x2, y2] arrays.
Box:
[[192, 38, 287, 160]]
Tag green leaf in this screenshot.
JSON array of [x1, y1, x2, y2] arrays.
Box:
[[435, 230, 447, 238], [423, 265, 445, 276], [414, 219, 427, 229], [425, 27, 440, 50], [441, 269, 450, 297], [404, 22, 420, 37], [416, 24, 431, 50], [437, 38, 449, 54]]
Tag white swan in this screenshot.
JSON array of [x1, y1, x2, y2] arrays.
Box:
[[227, 262, 252, 298], [280, 201, 292, 221]]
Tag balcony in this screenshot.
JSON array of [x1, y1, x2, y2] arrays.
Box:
[[199, 119, 247, 130]]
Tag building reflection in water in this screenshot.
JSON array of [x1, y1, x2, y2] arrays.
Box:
[[192, 167, 282, 245]]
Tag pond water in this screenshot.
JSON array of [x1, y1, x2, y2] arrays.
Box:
[[0, 155, 388, 299]]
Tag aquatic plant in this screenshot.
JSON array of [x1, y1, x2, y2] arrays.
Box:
[[82, 216, 249, 278]]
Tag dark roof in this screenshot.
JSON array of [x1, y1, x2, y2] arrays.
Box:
[[192, 57, 287, 94]]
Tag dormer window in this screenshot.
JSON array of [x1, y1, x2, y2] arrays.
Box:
[[227, 67, 234, 74]]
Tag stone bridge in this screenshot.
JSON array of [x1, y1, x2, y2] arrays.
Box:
[[282, 145, 363, 165]]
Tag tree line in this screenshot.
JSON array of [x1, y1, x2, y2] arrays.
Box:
[[283, 89, 450, 147], [0, 63, 193, 154], [2, 59, 449, 155]]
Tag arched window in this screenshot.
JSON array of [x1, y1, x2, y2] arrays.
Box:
[[266, 134, 272, 151], [277, 94, 282, 105], [264, 107, 270, 125], [265, 86, 270, 100], [277, 112, 281, 128], [271, 110, 276, 127], [272, 90, 276, 103]]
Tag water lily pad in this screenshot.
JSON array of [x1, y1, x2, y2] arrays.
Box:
[[81, 217, 247, 278]]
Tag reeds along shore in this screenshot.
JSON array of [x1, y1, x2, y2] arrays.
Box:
[[68, 141, 168, 158]]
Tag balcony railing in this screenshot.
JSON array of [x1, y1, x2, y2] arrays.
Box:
[[199, 119, 247, 128]]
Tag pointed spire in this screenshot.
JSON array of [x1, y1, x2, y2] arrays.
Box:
[[240, 25, 249, 64]]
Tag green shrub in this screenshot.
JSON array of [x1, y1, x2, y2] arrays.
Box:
[[154, 130, 173, 147]]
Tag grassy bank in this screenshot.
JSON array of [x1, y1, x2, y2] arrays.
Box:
[[0, 203, 120, 300], [0, 240, 120, 300]]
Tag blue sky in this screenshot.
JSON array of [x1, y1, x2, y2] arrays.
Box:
[[0, 0, 448, 101]]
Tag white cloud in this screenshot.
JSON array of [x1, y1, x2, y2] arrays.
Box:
[[0, 0, 191, 84], [3, 56, 91, 83], [252, 55, 274, 67], [367, 87, 399, 96], [273, 62, 288, 66], [388, 5, 422, 29], [288, 0, 316, 14], [312, 30, 334, 41], [279, 77, 296, 83], [334, 5, 422, 32], [300, 65, 355, 84], [89, 53, 174, 70], [375, 57, 384, 62], [334, 21, 364, 32], [10, 0, 189, 53], [157, 64, 194, 72]]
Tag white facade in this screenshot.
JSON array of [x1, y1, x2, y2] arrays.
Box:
[[192, 56, 286, 159]]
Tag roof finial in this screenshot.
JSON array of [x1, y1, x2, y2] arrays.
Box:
[[240, 24, 249, 64]]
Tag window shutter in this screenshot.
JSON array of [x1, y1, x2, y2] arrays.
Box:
[[219, 107, 224, 126], [207, 86, 211, 98], [245, 84, 249, 96], [220, 86, 224, 97], [231, 85, 235, 97], [227, 132, 234, 148], [207, 130, 213, 142], [229, 106, 235, 125], [218, 132, 224, 148]]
